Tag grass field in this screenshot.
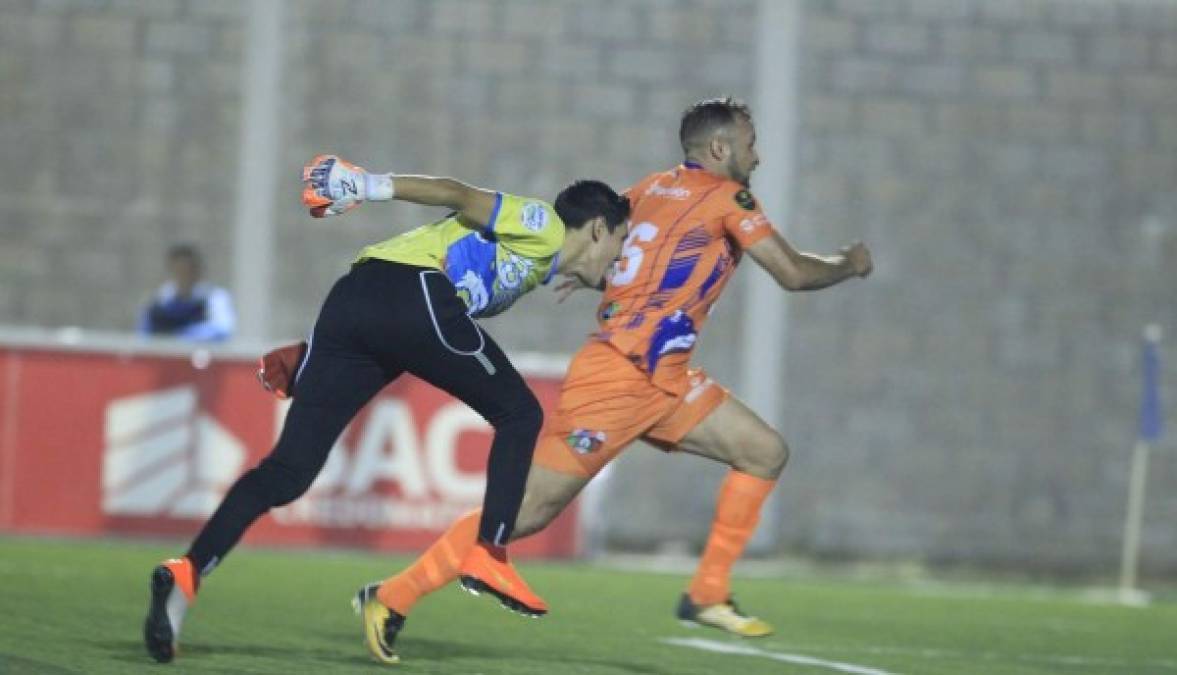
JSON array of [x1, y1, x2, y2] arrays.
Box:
[[1, 537, 1175, 674]]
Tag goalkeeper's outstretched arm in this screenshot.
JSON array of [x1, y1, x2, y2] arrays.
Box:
[[302, 154, 498, 226], [386, 175, 499, 228]]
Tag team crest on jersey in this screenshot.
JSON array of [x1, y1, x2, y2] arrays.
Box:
[[600, 301, 621, 321], [521, 202, 549, 232], [566, 429, 607, 455], [734, 189, 757, 211]]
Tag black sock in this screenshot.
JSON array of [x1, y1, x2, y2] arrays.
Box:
[[477, 406, 541, 546]]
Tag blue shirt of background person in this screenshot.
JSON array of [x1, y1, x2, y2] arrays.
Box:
[[138, 244, 236, 342]]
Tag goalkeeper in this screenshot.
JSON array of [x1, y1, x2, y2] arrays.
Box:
[[142, 155, 631, 664]]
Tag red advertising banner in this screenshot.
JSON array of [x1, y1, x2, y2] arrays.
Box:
[[0, 340, 577, 558]]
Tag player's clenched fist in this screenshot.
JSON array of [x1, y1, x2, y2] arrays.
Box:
[[842, 242, 873, 278], [301, 154, 394, 218]]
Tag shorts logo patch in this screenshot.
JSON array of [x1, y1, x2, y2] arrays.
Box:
[[734, 189, 757, 211], [566, 429, 606, 455], [521, 202, 549, 232]]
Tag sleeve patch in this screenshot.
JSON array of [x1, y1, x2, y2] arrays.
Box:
[[521, 202, 549, 232], [739, 213, 769, 233], [734, 189, 757, 211]]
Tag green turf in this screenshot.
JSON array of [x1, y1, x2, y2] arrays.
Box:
[[0, 537, 1174, 674]]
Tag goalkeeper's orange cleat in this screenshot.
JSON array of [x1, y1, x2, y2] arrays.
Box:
[[457, 542, 548, 617], [257, 340, 308, 399], [144, 557, 198, 663]]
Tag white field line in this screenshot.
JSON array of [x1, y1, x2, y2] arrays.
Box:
[[661, 637, 899, 675], [757, 641, 1177, 672], [593, 554, 1141, 605]]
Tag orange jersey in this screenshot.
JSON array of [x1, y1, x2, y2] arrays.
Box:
[[595, 164, 776, 394]]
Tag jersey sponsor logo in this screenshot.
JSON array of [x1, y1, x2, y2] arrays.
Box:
[[496, 252, 534, 291], [566, 428, 607, 455], [645, 183, 692, 200], [521, 202, 549, 232], [734, 189, 757, 211], [445, 233, 498, 315], [102, 386, 246, 518], [455, 269, 490, 314]]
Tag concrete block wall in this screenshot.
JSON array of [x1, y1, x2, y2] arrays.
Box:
[[0, 0, 242, 327], [2, 0, 1175, 574], [785, 0, 1177, 573], [271, 0, 757, 363]]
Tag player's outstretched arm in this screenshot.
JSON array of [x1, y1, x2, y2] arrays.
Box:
[[388, 175, 499, 227], [747, 231, 872, 292], [301, 154, 497, 225]]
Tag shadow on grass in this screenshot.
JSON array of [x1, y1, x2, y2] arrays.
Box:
[[99, 635, 671, 674], [394, 637, 671, 674], [0, 654, 82, 675], [97, 639, 371, 668]]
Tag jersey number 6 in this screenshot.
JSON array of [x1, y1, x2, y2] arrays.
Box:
[[610, 221, 658, 286]]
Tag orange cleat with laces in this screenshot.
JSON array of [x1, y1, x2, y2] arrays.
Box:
[[457, 542, 548, 618]]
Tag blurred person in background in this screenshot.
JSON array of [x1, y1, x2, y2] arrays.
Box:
[[138, 244, 236, 342]]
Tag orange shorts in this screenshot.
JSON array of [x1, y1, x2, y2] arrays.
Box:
[[534, 340, 729, 478]]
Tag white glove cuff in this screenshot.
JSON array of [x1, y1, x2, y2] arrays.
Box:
[[365, 172, 395, 201]]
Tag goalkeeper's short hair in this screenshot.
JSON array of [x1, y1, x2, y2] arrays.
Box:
[[555, 180, 630, 233]]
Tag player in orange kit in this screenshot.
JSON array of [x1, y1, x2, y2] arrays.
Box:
[[337, 97, 873, 662]]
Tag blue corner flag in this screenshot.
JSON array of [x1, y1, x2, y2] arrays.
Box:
[[1139, 327, 1164, 443]]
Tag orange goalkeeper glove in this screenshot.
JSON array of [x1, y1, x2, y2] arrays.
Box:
[[301, 154, 394, 218]]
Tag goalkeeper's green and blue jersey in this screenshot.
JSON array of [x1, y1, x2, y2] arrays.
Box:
[[355, 193, 564, 318]]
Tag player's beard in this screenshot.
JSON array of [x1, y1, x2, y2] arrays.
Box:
[[727, 156, 751, 187]]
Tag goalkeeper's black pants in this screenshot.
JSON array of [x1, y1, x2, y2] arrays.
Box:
[[186, 260, 542, 577]]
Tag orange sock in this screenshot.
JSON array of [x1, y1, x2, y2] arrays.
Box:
[[377, 509, 481, 615], [688, 471, 775, 606]]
